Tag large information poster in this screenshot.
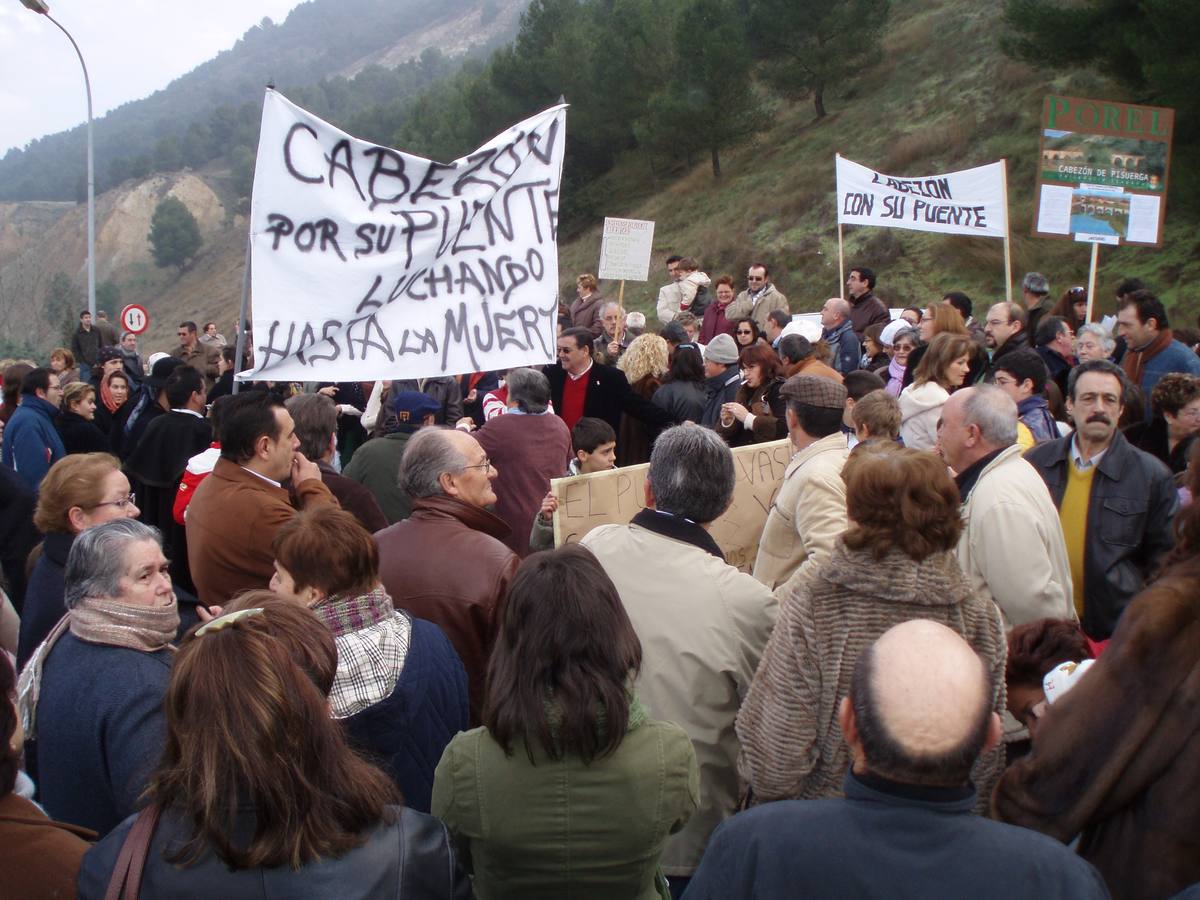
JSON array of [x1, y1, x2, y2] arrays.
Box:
[[1034, 95, 1174, 247], [551, 438, 793, 572]]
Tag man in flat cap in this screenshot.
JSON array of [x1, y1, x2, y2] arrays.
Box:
[[753, 375, 850, 596]]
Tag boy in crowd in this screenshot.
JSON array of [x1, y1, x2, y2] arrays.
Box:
[[529, 418, 617, 551], [850, 389, 902, 444]]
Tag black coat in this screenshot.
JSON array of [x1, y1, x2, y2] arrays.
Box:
[[78, 805, 472, 899], [56, 409, 109, 455], [544, 361, 676, 436], [0, 464, 36, 613], [1025, 430, 1178, 639], [686, 771, 1107, 899]]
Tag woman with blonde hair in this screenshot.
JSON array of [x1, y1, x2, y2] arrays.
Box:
[[56, 382, 107, 454], [898, 332, 973, 451], [616, 333, 670, 465], [16, 453, 140, 667], [77, 593, 471, 897]]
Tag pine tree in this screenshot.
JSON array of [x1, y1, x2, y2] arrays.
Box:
[[148, 196, 202, 269]]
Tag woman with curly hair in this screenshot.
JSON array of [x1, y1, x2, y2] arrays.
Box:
[[1049, 285, 1090, 332], [736, 443, 1006, 812], [616, 333, 670, 465], [716, 342, 787, 447], [1124, 373, 1200, 475]]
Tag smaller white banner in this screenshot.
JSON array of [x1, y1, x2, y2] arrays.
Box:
[[836, 156, 1008, 238], [597, 217, 655, 282]]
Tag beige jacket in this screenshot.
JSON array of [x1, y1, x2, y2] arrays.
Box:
[[580, 519, 777, 876], [726, 284, 789, 330], [957, 444, 1075, 629], [752, 432, 850, 593]]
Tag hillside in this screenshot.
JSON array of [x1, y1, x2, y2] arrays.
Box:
[[555, 0, 1200, 326], [2, 0, 1197, 362], [0, 0, 527, 202]]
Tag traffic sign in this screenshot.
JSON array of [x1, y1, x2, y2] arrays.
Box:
[[120, 304, 149, 334]]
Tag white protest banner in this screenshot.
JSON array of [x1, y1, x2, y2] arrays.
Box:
[[836, 156, 1007, 238], [239, 90, 567, 382], [551, 438, 793, 572], [597, 217, 655, 281]]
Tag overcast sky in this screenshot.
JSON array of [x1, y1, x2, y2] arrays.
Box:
[[0, 0, 307, 155]]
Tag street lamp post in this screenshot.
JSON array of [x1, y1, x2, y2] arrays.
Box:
[[20, 0, 96, 320]]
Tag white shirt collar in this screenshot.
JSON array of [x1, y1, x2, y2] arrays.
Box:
[[240, 466, 282, 488], [567, 359, 594, 381], [171, 408, 204, 418]]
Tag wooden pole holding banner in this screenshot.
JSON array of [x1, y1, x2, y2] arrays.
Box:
[[1085, 241, 1100, 324], [616, 280, 626, 344], [1001, 159, 1013, 305], [836, 154, 846, 293], [232, 234, 252, 395]]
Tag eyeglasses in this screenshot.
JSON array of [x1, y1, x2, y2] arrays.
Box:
[[459, 458, 493, 472], [993, 375, 1017, 387], [737, 330, 753, 335], [556, 347, 576, 355], [94, 492, 136, 510]]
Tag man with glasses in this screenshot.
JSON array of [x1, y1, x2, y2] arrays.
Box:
[[983, 302, 1029, 377], [375, 426, 520, 723], [2, 367, 65, 491], [173, 320, 221, 390], [992, 349, 1058, 445], [728, 263, 789, 331]]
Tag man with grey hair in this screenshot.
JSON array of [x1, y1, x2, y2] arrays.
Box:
[[1021, 271, 1051, 341], [473, 367, 572, 557], [937, 385, 1074, 630], [286, 393, 386, 532], [593, 301, 631, 365], [581, 424, 777, 889], [20, 519, 176, 834], [820, 298, 861, 375], [754, 376, 850, 595], [374, 427, 518, 723]]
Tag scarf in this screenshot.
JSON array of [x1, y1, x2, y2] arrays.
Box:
[[99, 370, 122, 413], [17, 596, 178, 741], [886, 356, 906, 397], [312, 585, 392, 638], [1120, 328, 1173, 388]]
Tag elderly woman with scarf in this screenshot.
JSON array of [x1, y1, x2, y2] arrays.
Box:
[[269, 505, 468, 813], [17, 453, 141, 668], [19, 519, 177, 835]]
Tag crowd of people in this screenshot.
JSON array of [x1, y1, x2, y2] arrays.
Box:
[[0, 260, 1198, 899]]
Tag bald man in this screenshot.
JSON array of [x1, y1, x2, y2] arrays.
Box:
[[820, 297, 861, 375], [686, 621, 1108, 899]]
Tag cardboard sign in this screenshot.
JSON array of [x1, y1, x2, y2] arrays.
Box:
[[240, 90, 567, 382], [551, 438, 794, 572], [1034, 95, 1174, 247], [597, 216, 655, 281], [836, 156, 1007, 239]]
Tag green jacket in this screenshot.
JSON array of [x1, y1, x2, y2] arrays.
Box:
[[342, 430, 415, 525], [432, 699, 698, 899]]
